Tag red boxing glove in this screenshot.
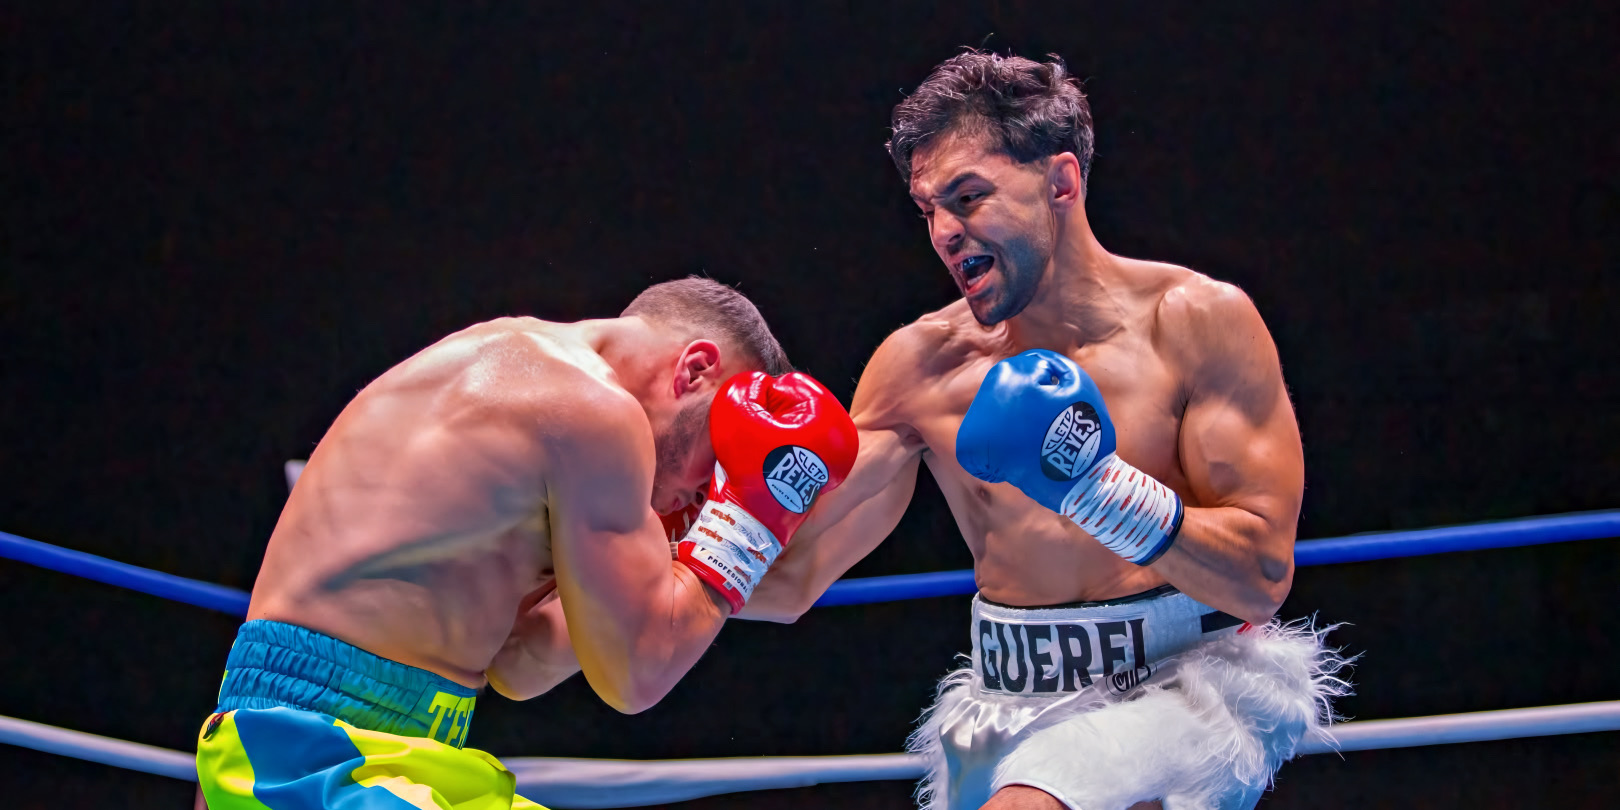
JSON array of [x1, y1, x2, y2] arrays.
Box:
[[677, 372, 858, 613]]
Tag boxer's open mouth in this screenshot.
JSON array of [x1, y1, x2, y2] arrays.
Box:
[[958, 255, 995, 293]]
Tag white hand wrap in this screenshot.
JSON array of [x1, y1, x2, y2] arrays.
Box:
[[1058, 453, 1184, 565], [679, 498, 782, 603]]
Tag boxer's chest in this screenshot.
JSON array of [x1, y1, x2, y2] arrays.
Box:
[[921, 340, 1187, 488], [912, 340, 1189, 597]]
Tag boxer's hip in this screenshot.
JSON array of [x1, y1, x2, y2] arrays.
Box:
[[214, 619, 478, 745], [909, 588, 1345, 810], [968, 584, 1243, 698], [198, 621, 545, 809]]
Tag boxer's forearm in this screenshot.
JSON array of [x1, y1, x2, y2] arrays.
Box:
[[566, 565, 729, 714], [1148, 505, 1294, 626], [739, 562, 820, 622], [738, 449, 921, 623], [739, 502, 893, 622], [624, 568, 732, 708], [487, 650, 580, 701], [486, 593, 582, 701]]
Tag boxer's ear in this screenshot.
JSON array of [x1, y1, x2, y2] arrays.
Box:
[[673, 339, 723, 396], [1046, 152, 1084, 210]]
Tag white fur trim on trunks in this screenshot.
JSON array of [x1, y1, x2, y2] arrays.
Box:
[[907, 592, 1353, 810]]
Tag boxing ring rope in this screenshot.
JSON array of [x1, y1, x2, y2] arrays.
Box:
[[811, 510, 1620, 606], [0, 507, 1616, 805], [4, 510, 1617, 617], [4, 702, 1620, 807]]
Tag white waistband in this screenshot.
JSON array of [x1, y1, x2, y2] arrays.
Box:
[[969, 588, 1242, 697]]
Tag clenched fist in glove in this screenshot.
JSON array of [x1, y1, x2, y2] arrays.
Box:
[[676, 372, 858, 613]]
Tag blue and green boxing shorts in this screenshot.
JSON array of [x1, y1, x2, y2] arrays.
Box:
[[196, 620, 546, 809]]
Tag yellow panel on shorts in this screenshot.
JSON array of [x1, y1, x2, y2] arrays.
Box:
[[338, 718, 547, 810], [195, 712, 275, 810]]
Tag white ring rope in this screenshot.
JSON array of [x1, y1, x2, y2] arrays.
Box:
[[3, 464, 1606, 803], [0, 714, 196, 781], [4, 701, 1617, 807]]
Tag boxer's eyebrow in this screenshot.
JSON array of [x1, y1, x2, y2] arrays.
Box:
[[912, 172, 989, 206]]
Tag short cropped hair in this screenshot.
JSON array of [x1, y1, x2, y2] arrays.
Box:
[[888, 50, 1095, 192], [622, 277, 792, 376]]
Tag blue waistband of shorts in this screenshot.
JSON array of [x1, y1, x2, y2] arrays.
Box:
[[215, 620, 478, 746]]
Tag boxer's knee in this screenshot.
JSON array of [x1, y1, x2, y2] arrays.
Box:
[[981, 785, 1064, 810], [980, 785, 1162, 810]]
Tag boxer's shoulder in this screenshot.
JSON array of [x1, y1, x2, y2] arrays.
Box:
[[891, 300, 995, 372], [536, 369, 648, 447], [1155, 270, 1256, 325], [404, 321, 650, 459], [472, 318, 616, 376], [412, 320, 623, 410], [855, 301, 989, 415], [1152, 271, 1278, 390]]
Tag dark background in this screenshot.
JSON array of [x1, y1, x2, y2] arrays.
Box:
[[4, 2, 1618, 807]]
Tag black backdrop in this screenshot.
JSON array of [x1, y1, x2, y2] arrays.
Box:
[[4, 2, 1618, 807]]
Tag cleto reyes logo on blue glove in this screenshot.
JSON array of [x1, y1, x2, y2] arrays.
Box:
[[1040, 402, 1103, 481], [957, 349, 1120, 509]]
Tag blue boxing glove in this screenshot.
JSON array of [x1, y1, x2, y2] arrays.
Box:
[[956, 350, 1183, 565]]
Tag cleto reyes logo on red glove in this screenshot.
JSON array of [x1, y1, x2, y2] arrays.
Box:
[[762, 445, 830, 514], [678, 370, 859, 614]]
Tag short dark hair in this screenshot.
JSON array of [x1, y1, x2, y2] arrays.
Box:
[[888, 50, 1094, 191], [622, 277, 792, 376]]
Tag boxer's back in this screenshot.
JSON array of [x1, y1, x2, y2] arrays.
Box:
[[875, 259, 1210, 607], [248, 317, 620, 687]]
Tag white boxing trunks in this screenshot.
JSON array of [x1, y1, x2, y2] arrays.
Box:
[[908, 587, 1350, 810]]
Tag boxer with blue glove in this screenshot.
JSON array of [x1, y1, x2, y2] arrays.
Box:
[[956, 349, 1184, 567], [739, 49, 1349, 810]]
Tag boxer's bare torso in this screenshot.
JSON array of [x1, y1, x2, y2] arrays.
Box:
[[750, 252, 1301, 619], [250, 317, 659, 689], [865, 267, 1195, 605], [747, 125, 1302, 625]]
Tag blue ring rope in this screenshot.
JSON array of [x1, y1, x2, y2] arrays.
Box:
[[814, 510, 1620, 606], [0, 531, 252, 616], [2, 510, 1616, 615]]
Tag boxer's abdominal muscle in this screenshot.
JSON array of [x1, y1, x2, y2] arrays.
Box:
[[247, 320, 597, 689]]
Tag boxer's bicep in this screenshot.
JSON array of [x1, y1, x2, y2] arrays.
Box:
[[544, 399, 726, 713], [824, 320, 936, 517], [1181, 393, 1302, 535], [1157, 287, 1302, 621], [1176, 285, 1304, 542]]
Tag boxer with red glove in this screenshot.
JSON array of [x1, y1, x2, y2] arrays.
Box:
[[677, 372, 859, 614]]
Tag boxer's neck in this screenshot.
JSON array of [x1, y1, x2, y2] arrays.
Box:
[[1005, 210, 1127, 350], [582, 316, 687, 402]]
